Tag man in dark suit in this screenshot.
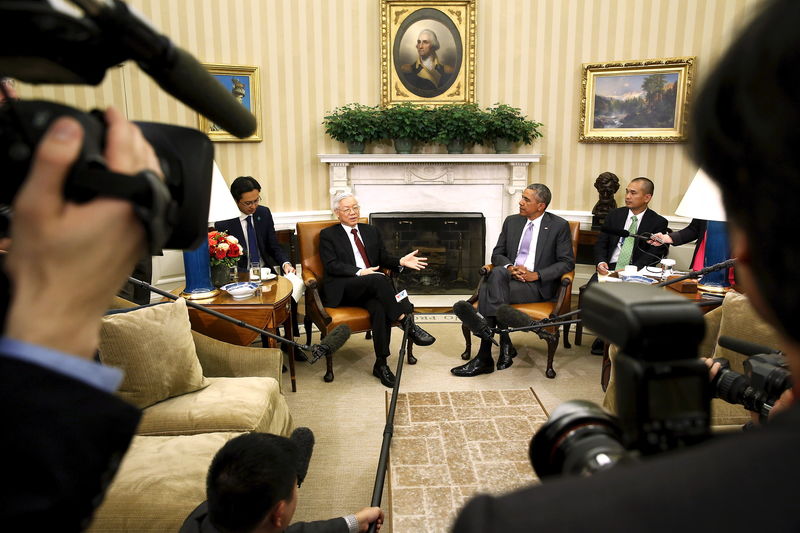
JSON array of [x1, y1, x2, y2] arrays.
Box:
[[1, 109, 152, 530], [593, 177, 668, 277], [454, 1, 800, 530], [214, 176, 293, 275], [319, 193, 435, 388], [591, 177, 668, 353], [180, 432, 383, 533], [451, 184, 575, 376]]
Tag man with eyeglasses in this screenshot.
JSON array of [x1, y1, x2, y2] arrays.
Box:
[[319, 192, 436, 388]]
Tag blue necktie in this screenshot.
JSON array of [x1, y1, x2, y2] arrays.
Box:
[[246, 215, 260, 265]]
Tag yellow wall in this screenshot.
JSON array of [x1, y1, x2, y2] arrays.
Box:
[[17, 0, 762, 216]]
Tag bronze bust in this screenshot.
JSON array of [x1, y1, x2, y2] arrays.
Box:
[[592, 172, 620, 227]]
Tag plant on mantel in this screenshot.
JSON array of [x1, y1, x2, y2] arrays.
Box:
[[433, 103, 487, 153], [322, 103, 382, 153], [380, 102, 436, 153], [483, 103, 543, 153]]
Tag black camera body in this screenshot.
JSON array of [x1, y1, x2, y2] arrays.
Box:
[[713, 351, 791, 423], [531, 283, 711, 478]]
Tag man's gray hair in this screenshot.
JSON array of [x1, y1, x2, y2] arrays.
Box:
[[418, 29, 440, 51], [332, 192, 357, 211], [526, 183, 552, 207]]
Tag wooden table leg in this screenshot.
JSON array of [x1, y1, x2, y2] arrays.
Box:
[[601, 342, 611, 392], [283, 307, 297, 393]]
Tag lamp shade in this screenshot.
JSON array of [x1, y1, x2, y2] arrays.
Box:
[[207, 161, 241, 223], [675, 168, 726, 221]]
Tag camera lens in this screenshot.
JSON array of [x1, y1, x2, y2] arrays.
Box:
[[529, 400, 626, 479]]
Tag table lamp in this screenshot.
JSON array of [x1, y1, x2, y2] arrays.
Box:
[[181, 161, 241, 299], [674, 168, 730, 292]]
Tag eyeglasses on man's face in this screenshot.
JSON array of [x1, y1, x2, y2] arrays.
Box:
[[239, 196, 261, 208], [337, 205, 360, 215]]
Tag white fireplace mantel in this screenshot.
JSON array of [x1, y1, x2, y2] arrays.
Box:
[[318, 153, 543, 262]]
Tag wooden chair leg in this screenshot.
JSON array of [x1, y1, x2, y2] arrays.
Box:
[[407, 342, 417, 364], [304, 315, 313, 347], [459, 324, 472, 360], [562, 322, 572, 349], [324, 352, 334, 383], [365, 331, 372, 340], [575, 285, 586, 346], [545, 327, 559, 379]]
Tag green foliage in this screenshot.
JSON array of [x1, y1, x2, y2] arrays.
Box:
[[322, 103, 382, 143], [433, 103, 487, 145], [483, 104, 543, 145], [380, 102, 436, 142]]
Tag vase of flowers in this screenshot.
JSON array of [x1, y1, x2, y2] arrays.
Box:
[[208, 231, 242, 287]]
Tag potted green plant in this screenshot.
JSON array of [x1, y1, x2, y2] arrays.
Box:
[[380, 102, 436, 153], [484, 103, 543, 153], [433, 103, 487, 153], [322, 103, 381, 153]]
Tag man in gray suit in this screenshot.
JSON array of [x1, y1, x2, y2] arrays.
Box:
[[452, 184, 575, 377]]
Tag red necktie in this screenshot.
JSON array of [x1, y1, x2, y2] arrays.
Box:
[[351, 228, 371, 268]]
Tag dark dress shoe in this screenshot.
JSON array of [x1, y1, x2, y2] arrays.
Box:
[[373, 364, 396, 388], [400, 315, 436, 346], [496, 351, 513, 370], [591, 338, 605, 356], [451, 356, 494, 377]]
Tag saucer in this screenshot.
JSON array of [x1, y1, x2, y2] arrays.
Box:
[[261, 273, 277, 281], [221, 281, 259, 299], [622, 275, 657, 285]]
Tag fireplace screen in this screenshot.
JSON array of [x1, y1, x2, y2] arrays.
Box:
[[369, 212, 485, 295]]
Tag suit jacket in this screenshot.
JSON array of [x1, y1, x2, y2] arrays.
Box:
[[669, 218, 706, 267], [491, 212, 575, 301], [452, 402, 800, 532], [318, 223, 401, 307], [179, 501, 349, 533], [594, 207, 668, 269], [215, 205, 289, 272], [1, 356, 140, 532]]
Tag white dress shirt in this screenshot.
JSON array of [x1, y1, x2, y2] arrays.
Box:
[[342, 223, 368, 271]]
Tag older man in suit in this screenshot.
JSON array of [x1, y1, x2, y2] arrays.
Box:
[[319, 193, 436, 388], [452, 184, 575, 377]]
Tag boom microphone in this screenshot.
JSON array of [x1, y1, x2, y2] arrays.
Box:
[[453, 300, 498, 346], [289, 427, 315, 487], [497, 304, 537, 329], [601, 227, 659, 242], [718, 336, 782, 357], [310, 325, 352, 363]]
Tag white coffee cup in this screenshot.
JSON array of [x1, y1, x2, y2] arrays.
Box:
[[624, 265, 638, 274], [260, 266, 272, 279]]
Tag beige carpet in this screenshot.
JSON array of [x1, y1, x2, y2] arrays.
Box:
[[283, 320, 605, 532], [388, 389, 548, 532]]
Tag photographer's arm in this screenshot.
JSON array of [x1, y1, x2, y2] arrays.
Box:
[[4, 108, 156, 360]]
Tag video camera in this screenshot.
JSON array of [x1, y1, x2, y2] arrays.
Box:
[[530, 282, 712, 479], [0, 0, 257, 252]]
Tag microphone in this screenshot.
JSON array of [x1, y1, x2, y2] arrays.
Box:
[[453, 300, 498, 346], [309, 325, 352, 363], [497, 304, 537, 330], [601, 227, 659, 242], [289, 427, 315, 487], [655, 258, 736, 287], [718, 335, 782, 356]]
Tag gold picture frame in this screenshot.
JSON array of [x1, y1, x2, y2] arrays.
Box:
[[579, 57, 695, 143], [381, 0, 476, 106], [197, 63, 262, 142]]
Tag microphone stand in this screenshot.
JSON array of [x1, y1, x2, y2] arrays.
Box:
[[366, 316, 412, 533], [126, 276, 320, 363], [655, 259, 736, 288]]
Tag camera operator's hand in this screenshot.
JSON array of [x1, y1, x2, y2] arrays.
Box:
[[4, 108, 160, 360], [702, 357, 722, 381], [353, 507, 384, 532]]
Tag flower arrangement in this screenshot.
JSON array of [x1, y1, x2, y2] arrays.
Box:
[[208, 231, 242, 267]]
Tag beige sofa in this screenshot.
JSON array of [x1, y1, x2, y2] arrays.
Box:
[[87, 297, 293, 533], [603, 291, 781, 428]]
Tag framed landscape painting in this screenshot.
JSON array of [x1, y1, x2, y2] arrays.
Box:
[[381, 0, 476, 106], [579, 57, 695, 143], [197, 63, 262, 142]]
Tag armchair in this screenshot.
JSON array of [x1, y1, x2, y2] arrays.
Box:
[[296, 219, 415, 383], [459, 220, 580, 378]]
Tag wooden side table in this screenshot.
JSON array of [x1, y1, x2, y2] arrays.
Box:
[[171, 275, 297, 392]]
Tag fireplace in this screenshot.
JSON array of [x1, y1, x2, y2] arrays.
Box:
[[370, 212, 485, 295]]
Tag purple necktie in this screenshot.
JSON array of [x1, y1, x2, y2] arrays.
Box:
[[515, 221, 534, 266]]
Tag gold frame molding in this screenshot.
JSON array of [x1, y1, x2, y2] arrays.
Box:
[[381, 0, 476, 106], [197, 63, 262, 142], [579, 56, 695, 143]]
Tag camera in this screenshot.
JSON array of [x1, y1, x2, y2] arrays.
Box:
[[711, 337, 791, 424], [530, 282, 711, 479], [0, 0, 258, 252]]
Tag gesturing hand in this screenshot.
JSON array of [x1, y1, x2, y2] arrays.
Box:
[[358, 266, 383, 276], [400, 249, 428, 270]]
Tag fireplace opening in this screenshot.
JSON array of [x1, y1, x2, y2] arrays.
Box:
[[370, 212, 485, 295]]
